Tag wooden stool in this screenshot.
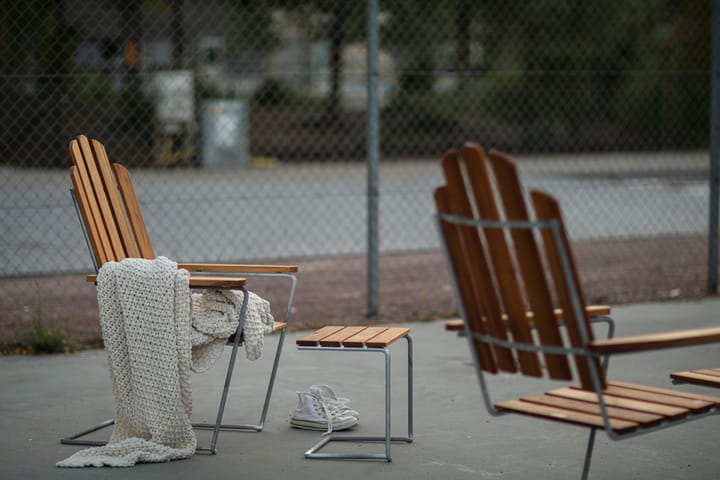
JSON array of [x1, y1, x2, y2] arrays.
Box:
[[296, 326, 414, 462]]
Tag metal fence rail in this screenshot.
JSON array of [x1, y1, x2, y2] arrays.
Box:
[[0, 0, 714, 349]]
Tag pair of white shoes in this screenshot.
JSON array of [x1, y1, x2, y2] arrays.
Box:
[[290, 384, 359, 431]]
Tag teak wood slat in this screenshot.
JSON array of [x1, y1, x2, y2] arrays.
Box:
[[434, 186, 499, 373], [440, 152, 517, 373], [318, 326, 369, 347], [546, 388, 689, 418], [179, 263, 299, 273], [485, 149, 571, 380], [365, 327, 411, 348], [589, 326, 720, 354], [77, 136, 127, 260], [596, 385, 713, 410], [457, 145, 542, 376], [341, 327, 389, 347], [530, 189, 602, 389], [295, 326, 346, 346], [112, 163, 155, 259], [91, 139, 140, 258], [189, 276, 246, 288], [496, 399, 639, 433], [519, 394, 663, 425], [670, 370, 720, 388], [608, 380, 720, 405]]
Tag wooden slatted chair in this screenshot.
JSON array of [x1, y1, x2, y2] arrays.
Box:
[[63, 134, 298, 454], [434, 143, 720, 479]]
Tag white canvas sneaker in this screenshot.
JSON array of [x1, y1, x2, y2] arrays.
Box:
[[309, 384, 360, 420], [290, 391, 358, 431]]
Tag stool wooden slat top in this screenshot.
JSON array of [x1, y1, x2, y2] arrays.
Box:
[[296, 326, 411, 348]]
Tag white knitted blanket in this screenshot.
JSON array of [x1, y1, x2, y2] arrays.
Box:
[[57, 256, 273, 468]]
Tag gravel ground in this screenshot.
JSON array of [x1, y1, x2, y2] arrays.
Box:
[[0, 233, 709, 353]]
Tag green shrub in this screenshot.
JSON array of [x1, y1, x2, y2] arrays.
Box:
[[251, 78, 300, 107], [20, 313, 75, 354]]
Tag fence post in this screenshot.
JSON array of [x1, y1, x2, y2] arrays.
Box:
[[709, 0, 720, 294], [366, 0, 380, 316]]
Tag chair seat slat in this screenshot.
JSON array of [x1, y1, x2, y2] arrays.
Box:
[[496, 399, 638, 433], [547, 387, 688, 418]]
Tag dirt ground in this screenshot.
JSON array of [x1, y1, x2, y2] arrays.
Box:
[[0, 234, 710, 353]]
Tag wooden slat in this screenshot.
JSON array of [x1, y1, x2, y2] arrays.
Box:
[[445, 319, 464, 331], [318, 326, 368, 347], [520, 394, 663, 425], [91, 139, 140, 258], [75, 135, 126, 260], [228, 321, 287, 344], [434, 185, 499, 373], [441, 152, 518, 373], [670, 371, 720, 389], [496, 399, 638, 433], [188, 275, 245, 288], [547, 388, 688, 418], [589, 326, 720, 354], [70, 140, 115, 264], [365, 327, 411, 348], [484, 149, 570, 380], [342, 327, 389, 347], [530, 189, 601, 389], [296, 326, 346, 346], [608, 380, 720, 407], [71, 167, 108, 266], [179, 263, 298, 273], [579, 384, 713, 411], [454, 145, 538, 375], [112, 164, 155, 259]]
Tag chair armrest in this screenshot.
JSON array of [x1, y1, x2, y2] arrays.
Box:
[[589, 326, 720, 354], [177, 263, 298, 273]]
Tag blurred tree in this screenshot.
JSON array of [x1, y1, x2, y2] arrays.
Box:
[[282, 0, 365, 125]]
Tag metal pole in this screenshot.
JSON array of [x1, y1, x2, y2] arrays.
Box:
[[708, 0, 720, 293], [366, 0, 380, 316]]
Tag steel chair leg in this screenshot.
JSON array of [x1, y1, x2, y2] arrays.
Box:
[[581, 428, 597, 480]]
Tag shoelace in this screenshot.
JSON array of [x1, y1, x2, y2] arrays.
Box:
[[325, 400, 356, 417], [315, 397, 334, 435]]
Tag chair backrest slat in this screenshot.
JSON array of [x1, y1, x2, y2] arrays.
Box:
[[76, 136, 127, 260], [440, 151, 518, 373], [70, 166, 109, 265], [530, 190, 604, 390], [486, 150, 572, 380], [90, 139, 141, 258], [69, 134, 156, 267], [70, 138, 124, 262], [435, 185, 502, 372], [112, 164, 155, 259], [459, 145, 547, 377]]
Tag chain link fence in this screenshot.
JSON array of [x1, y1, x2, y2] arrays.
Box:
[[0, 0, 713, 349]]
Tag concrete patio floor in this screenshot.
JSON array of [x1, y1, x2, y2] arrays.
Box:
[[2, 298, 720, 479]]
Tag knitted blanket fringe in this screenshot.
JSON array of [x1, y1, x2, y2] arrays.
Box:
[[57, 256, 273, 468]]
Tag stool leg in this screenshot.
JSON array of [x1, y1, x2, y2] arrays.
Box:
[[384, 347, 392, 461], [406, 334, 414, 442]]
